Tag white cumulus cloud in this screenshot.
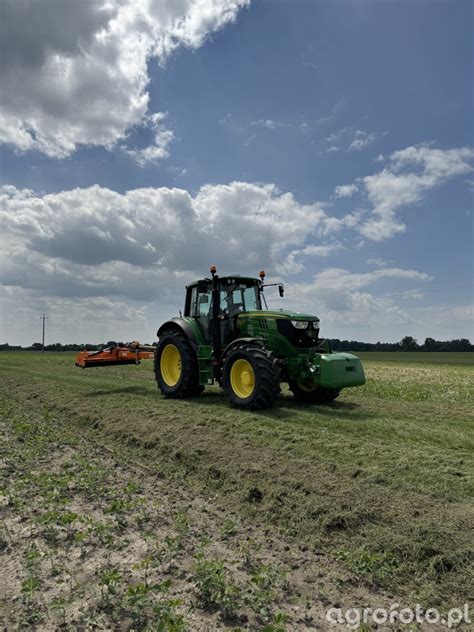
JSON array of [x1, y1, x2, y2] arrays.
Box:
[[0, 181, 328, 300], [271, 266, 432, 337], [359, 144, 474, 241], [334, 183, 358, 198], [124, 112, 175, 166], [2, 180, 472, 344], [0, 0, 249, 159], [294, 244, 342, 257]]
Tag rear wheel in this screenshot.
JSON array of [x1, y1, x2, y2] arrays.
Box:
[[289, 379, 339, 404], [154, 331, 203, 398], [223, 343, 280, 410]]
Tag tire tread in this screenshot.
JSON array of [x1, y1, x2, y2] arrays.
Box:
[[154, 330, 203, 398], [223, 342, 281, 410]]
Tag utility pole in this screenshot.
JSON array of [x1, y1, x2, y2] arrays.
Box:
[[40, 313, 48, 352]]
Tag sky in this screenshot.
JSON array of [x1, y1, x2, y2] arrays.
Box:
[[0, 0, 473, 346]]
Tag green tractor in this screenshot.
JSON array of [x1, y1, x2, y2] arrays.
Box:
[[155, 266, 365, 410]]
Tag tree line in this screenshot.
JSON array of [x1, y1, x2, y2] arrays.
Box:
[[0, 336, 472, 352], [0, 341, 157, 352], [330, 336, 473, 352]]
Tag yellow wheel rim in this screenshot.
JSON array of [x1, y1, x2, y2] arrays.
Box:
[[160, 344, 181, 387], [230, 359, 255, 399], [297, 379, 318, 392]]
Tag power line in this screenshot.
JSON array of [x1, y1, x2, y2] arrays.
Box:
[[40, 313, 48, 351]]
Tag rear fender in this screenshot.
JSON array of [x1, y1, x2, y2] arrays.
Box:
[[157, 318, 203, 349]]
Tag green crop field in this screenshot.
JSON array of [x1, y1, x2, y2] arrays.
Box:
[[1, 351, 473, 630]]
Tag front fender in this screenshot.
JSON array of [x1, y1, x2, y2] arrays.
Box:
[[221, 337, 265, 361]]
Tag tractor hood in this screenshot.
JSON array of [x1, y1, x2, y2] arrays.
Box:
[[239, 309, 319, 322]]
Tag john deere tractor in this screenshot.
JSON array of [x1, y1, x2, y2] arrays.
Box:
[[155, 266, 365, 410]]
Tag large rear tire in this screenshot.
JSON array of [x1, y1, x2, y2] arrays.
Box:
[[289, 379, 339, 404], [223, 343, 280, 410], [154, 331, 203, 398]]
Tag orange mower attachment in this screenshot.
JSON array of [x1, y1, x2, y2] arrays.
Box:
[[75, 341, 155, 368]]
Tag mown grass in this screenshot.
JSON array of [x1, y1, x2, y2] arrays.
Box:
[[0, 351, 473, 610], [1, 390, 297, 629]]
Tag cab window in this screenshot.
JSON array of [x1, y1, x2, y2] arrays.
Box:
[[196, 281, 212, 315], [242, 285, 260, 311], [221, 283, 261, 314], [197, 292, 211, 317]]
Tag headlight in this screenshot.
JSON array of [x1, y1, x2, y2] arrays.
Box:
[[291, 320, 309, 329]]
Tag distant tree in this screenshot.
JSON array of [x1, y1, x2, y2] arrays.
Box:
[[399, 336, 419, 351], [456, 338, 472, 351], [45, 342, 63, 351], [423, 337, 438, 351], [444, 338, 472, 351], [328, 336, 473, 352], [422, 337, 473, 352]]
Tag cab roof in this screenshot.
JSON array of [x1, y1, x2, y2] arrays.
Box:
[[187, 275, 259, 287]]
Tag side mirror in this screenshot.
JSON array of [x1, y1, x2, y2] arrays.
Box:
[[279, 284, 284, 297], [199, 294, 209, 304]]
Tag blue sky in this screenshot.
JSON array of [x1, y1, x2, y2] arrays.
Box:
[[0, 0, 472, 345]]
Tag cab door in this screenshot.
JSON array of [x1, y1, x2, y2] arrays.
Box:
[[194, 283, 213, 343]]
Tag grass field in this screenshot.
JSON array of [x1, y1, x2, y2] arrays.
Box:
[[1, 351, 473, 630], [355, 351, 474, 365]]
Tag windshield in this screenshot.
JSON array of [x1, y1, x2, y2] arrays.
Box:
[[221, 282, 261, 313]]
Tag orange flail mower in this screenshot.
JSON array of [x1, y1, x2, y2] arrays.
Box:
[[75, 341, 155, 369]]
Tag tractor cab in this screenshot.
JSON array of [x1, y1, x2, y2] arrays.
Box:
[[184, 275, 263, 345]]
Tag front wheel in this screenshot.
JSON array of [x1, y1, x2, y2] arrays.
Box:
[[223, 343, 281, 410], [289, 380, 339, 404], [154, 331, 203, 398]]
